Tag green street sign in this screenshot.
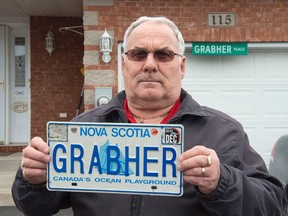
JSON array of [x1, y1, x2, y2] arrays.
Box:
[[192, 42, 248, 55]]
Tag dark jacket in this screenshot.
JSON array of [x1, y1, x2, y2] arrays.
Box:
[[12, 89, 286, 216]]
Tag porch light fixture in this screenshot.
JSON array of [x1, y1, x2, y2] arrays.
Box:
[[99, 28, 113, 63], [45, 30, 55, 55]]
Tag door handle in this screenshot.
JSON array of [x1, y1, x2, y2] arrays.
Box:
[[0, 80, 4, 89]]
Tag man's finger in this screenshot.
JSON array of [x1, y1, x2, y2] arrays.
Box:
[[22, 146, 50, 163], [30, 136, 49, 154], [179, 145, 211, 161]]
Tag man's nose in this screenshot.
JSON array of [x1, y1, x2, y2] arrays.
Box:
[[145, 52, 156, 63], [143, 53, 157, 71]]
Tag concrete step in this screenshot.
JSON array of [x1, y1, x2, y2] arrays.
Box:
[[0, 153, 21, 206], [0, 189, 14, 206], [0, 172, 16, 188], [0, 152, 22, 172]]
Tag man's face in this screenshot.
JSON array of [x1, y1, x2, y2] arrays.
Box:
[[122, 21, 186, 108]]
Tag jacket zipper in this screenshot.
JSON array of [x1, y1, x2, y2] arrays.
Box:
[[131, 195, 142, 216]]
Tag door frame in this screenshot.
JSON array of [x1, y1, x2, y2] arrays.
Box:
[[0, 25, 7, 144], [0, 16, 30, 145]]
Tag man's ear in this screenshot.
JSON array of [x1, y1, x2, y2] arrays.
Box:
[[122, 54, 126, 75], [180, 56, 186, 80]]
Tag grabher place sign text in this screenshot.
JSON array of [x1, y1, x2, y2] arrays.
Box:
[[192, 42, 248, 55]]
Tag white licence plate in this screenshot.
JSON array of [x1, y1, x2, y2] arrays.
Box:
[[47, 121, 184, 196]]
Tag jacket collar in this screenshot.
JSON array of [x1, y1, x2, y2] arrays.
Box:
[[93, 89, 209, 118], [178, 88, 210, 117]]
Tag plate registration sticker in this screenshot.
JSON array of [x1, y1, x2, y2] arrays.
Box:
[[47, 121, 184, 196]]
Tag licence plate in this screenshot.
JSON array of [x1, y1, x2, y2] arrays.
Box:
[[47, 121, 184, 196]]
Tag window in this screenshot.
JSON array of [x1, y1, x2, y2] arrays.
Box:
[[14, 37, 26, 87]]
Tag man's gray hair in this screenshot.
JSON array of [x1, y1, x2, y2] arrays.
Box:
[[123, 16, 185, 55]]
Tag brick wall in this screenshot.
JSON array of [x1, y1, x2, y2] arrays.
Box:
[[30, 16, 84, 140], [96, 0, 288, 42], [82, 0, 288, 111]]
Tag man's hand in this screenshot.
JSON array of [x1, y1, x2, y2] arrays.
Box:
[[178, 145, 220, 194], [21, 137, 51, 185]]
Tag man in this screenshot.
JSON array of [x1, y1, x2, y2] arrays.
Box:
[[12, 16, 286, 215]]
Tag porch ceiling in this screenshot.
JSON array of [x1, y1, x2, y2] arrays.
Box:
[[0, 0, 83, 17]]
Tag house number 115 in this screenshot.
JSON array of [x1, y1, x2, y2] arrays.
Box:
[[208, 13, 236, 27]]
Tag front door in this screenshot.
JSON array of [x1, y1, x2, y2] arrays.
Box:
[[0, 25, 30, 145]]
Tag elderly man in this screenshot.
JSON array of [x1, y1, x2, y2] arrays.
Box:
[[12, 16, 286, 216]]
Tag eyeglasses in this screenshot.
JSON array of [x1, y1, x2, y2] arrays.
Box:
[[124, 49, 182, 62]]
